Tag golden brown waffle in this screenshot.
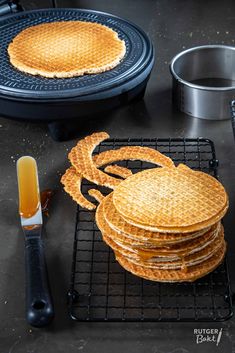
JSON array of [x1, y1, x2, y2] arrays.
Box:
[[96, 202, 159, 247], [122, 203, 228, 234], [8, 21, 126, 78], [115, 241, 226, 282], [123, 225, 220, 257], [69, 132, 123, 189], [93, 146, 175, 168], [105, 222, 218, 252], [69, 132, 176, 189], [61, 167, 96, 210], [101, 193, 211, 244], [102, 225, 223, 269], [113, 165, 228, 232], [62, 133, 133, 208], [104, 165, 133, 178], [96, 201, 221, 255]]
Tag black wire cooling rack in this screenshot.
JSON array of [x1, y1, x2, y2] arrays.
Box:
[[231, 100, 235, 139], [67, 138, 234, 322]]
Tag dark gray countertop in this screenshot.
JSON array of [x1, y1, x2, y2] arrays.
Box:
[[0, 1, 235, 352]]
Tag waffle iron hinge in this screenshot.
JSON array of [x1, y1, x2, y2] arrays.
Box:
[[0, 0, 23, 17]]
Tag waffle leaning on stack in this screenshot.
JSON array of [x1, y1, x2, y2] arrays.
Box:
[[61, 132, 229, 282]]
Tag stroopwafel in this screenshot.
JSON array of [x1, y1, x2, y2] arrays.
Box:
[[8, 21, 126, 78], [101, 193, 212, 244], [113, 164, 228, 233], [115, 241, 226, 282], [69, 132, 176, 189]]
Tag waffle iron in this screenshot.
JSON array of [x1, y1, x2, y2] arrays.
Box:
[[0, 2, 154, 140]]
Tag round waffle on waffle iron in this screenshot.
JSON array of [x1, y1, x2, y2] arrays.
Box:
[[8, 21, 126, 78]]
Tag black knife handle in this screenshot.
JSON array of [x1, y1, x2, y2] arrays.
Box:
[[25, 235, 54, 327]]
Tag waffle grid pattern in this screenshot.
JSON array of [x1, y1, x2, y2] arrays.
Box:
[[68, 138, 233, 322], [0, 9, 149, 97], [8, 21, 126, 78]]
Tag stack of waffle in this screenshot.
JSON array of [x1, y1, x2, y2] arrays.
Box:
[[61, 132, 228, 282], [96, 164, 228, 282]]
